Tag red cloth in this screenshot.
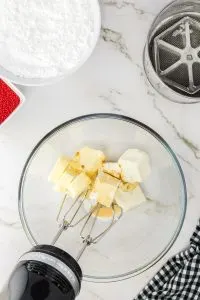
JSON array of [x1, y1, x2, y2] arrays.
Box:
[[0, 80, 20, 124]]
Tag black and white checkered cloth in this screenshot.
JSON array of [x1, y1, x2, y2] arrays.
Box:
[[135, 220, 200, 300]]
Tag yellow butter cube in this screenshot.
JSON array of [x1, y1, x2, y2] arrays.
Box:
[[67, 173, 91, 199], [75, 147, 105, 175], [67, 160, 83, 176], [54, 171, 74, 193], [119, 181, 138, 192], [92, 204, 121, 219], [93, 172, 120, 207], [48, 156, 70, 183], [103, 162, 121, 179]]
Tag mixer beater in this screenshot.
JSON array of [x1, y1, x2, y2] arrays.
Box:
[[52, 191, 123, 261]]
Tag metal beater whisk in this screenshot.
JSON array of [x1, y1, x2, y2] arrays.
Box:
[[52, 191, 123, 261]]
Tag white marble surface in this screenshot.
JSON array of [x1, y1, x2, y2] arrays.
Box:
[[0, 0, 200, 299]]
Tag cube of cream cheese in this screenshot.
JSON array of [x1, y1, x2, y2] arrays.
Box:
[[115, 185, 147, 212], [48, 156, 70, 183], [118, 149, 151, 183], [67, 173, 91, 199], [93, 171, 120, 207], [103, 162, 121, 179], [76, 147, 105, 175]]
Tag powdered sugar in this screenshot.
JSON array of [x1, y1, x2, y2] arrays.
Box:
[[0, 0, 97, 78]]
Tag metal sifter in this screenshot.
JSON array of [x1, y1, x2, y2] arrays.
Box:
[[144, 0, 200, 103]]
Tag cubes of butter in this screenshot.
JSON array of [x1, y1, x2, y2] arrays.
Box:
[[92, 171, 120, 207], [48, 156, 70, 183], [118, 149, 150, 183], [103, 162, 121, 179], [92, 204, 121, 219], [54, 172, 74, 193], [49, 147, 150, 215], [119, 181, 138, 192], [49, 155, 85, 196], [55, 171, 91, 198], [115, 185, 146, 212], [75, 146, 105, 175], [53, 159, 83, 192], [67, 173, 91, 199]]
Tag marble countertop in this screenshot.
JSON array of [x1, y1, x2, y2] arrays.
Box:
[[1, 0, 200, 299]]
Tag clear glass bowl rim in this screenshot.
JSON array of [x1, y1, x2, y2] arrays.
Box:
[[18, 113, 187, 282]]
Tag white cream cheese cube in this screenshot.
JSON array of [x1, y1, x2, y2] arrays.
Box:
[[115, 185, 147, 212], [119, 149, 151, 183]]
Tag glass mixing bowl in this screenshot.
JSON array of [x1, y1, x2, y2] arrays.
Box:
[[18, 114, 187, 282]]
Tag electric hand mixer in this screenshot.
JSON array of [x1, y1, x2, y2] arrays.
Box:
[[1, 192, 122, 300], [0, 114, 185, 300]]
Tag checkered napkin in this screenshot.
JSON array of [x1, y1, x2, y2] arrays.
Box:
[[135, 220, 200, 300]]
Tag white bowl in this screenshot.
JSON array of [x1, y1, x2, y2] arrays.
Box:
[[0, 0, 101, 87]]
